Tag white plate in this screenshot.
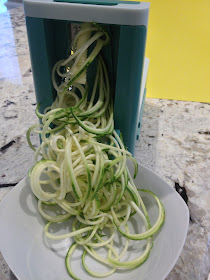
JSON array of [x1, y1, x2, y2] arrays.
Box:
[[0, 162, 189, 280]]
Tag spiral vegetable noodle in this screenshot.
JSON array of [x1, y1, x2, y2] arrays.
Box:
[[27, 22, 165, 279]]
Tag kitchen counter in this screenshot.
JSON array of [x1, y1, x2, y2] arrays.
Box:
[[0, 6, 209, 280]]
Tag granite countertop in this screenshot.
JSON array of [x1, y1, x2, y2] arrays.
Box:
[[0, 6, 209, 280]]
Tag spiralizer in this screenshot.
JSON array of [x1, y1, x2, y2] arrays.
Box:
[[23, 0, 150, 154]]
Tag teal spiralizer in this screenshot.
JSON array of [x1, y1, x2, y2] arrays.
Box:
[[23, 0, 150, 154]]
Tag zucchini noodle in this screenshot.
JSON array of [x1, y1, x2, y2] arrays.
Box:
[[27, 22, 165, 279]]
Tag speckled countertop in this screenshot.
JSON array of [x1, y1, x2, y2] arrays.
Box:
[[0, 6, 210, 280]]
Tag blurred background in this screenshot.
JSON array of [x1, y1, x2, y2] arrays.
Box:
[[1, 0, 22, 11], [138, 0, 210, 103]]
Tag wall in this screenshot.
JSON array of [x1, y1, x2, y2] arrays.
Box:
[[139, 0, 210, 103]]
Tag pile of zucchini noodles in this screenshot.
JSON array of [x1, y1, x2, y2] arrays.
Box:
[[27, 22, 165, 279]]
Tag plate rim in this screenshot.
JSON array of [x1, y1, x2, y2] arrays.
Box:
[[0, 163, 189, 280]]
